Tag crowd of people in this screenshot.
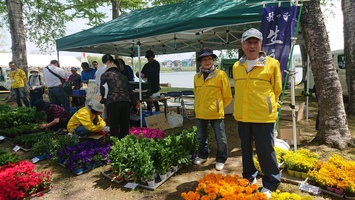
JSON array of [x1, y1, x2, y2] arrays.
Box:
[[4, 53, 139, 138], [3, 28, 283, 198]]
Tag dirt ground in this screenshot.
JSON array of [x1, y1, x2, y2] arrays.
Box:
[[0, 88, 353, 200]]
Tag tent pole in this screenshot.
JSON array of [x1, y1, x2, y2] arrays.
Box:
[[275, 4, 303, 151], [137, 43, 143, 128]]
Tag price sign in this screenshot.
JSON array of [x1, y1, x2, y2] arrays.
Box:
[[13, 145, 20, 152], [124, 182, 138, 189], [31, 157, 40, 163]]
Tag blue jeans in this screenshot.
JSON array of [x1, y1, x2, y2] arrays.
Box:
[[13, 87, 29, 107], [238, 122, 280, 191], [196, 119, 228, 163], [74, 126, 91, 136], [48, 87, 70, 113]]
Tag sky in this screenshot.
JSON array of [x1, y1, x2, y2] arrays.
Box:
[[3, 1, 344, 62]]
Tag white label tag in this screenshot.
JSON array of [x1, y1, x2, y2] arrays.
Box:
[[124, 182, 138, 189], [0, 136, 5, 140], [13, 145, 20, 152], [31, 157, 40, 163]]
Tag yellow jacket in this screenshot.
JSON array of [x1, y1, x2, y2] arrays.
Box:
[[232, 52, 282, 123], [8, 68, 27, 89], [67, 106, 106, 133], [194, 69, 232, 119]]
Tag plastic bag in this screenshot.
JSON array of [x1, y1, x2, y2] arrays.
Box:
[[167, 113, 183, 128]]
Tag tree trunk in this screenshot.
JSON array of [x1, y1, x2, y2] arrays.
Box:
[[342, 0, 355, 115], [6, 0, 28, 74], [301, 0, 352, 149], [111, 0, 120, 19]]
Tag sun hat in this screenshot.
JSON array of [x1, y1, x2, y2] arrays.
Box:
[[241, 28, 263, 43], [34, 99, 50, 112], [197, 48, 217, 61], [29, 67, 39, 73], [145, 50, 155, 58], [91, 101, 104, 112]]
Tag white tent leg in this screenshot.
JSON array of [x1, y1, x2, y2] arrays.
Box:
[[290, 63, 298, 151], [137, 43, 143, 128]]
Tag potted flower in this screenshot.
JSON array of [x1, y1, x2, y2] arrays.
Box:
[[129, 127, 166, 139], [57, 140, 110, 174], [0, 161, 53, 199], [283, 148, 318, 178], [109, 135, 137, 181], [131, 143, 156, 185]]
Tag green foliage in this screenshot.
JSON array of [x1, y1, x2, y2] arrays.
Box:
[[12, 131, 47, 147], [0, 147, 19, 166], [0, 103, 11, 112], [109, 127, 197, 181], [0, 107, 37, 129], [1, 123, 41, 138], [150, 0, 184, 6], [31, 134, 79, 157]]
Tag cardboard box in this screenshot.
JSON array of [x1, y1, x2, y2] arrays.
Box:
[[277, 126, 300, 145], [144, 113, 170, 130], [280, 102, 305, 122]]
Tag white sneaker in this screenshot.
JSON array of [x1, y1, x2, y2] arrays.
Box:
[[260, 187, 272, 199], [215, 162, 224, 171], [250, 177, 258, 185], [193, 157, 207, 165]]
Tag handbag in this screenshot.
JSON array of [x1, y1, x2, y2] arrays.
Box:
[[45, 66, 65, 84]]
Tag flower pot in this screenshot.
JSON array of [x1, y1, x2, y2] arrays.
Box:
[[301, 172, 308, 179], [166, 169, 172, 177], [159, 173, 167, 181], [147, 179, 155, 187], [326, 186, 335, 192], [172, 165, 178, 172], [294, 171, 301, 178], [345, 195, 355, 200], [334, 188, 344, 195], [287, 169, 295, 177], [345, 191, 355, 197], [58, 158, 65, 164], [73, 168, 84, 174]]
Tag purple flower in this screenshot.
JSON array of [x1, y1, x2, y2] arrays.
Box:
[[57, 141, 111, 172]]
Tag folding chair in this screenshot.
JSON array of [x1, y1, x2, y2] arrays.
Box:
[[181, 90, 195, 119], [166, 91, 182, 114]]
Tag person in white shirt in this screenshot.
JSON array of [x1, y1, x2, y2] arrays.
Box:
[[42, 60, 70, 112], [95, 59, 110, 92], [26, 67, 45, 107]]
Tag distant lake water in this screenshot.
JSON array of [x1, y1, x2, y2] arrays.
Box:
[[134, 68, 303, 89]]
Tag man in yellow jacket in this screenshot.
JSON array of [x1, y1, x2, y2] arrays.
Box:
[[193, 48, 232, 171], [8, 61, 29, 107], [232, 28, 282, 198]]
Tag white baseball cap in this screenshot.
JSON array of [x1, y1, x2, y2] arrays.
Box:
[[242, 28, 263, 43]]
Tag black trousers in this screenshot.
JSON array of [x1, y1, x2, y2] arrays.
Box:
[[107, 101, 131, 139]]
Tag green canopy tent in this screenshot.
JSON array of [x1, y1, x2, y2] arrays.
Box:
[[56, 0, 278, 56], [56, 0, 302, 144]]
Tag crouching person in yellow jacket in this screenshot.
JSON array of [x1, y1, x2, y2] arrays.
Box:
[[67, 101, 106, 136]]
